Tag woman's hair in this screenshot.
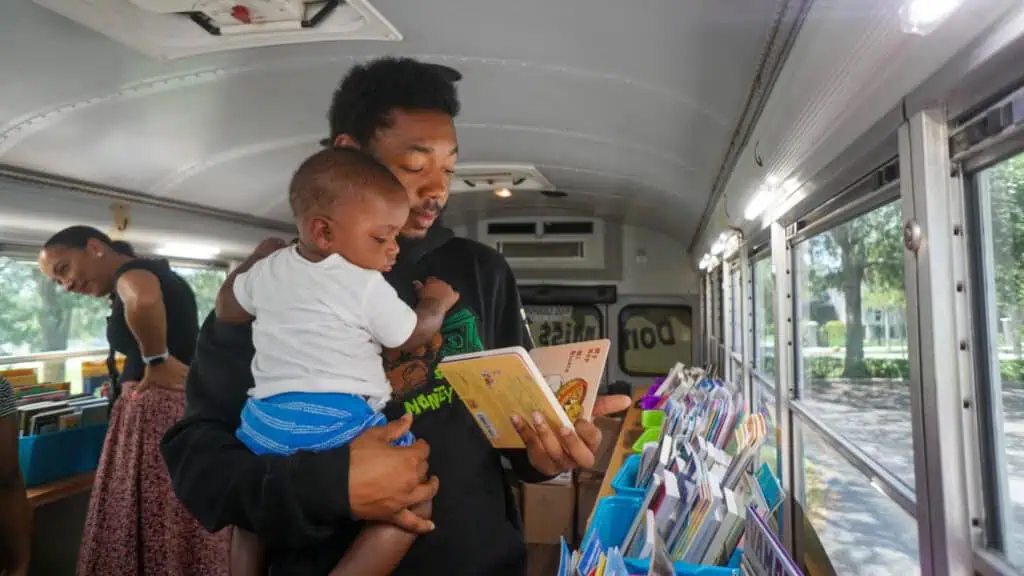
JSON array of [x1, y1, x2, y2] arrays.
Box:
[[110, 240, 136, 257], [44, 225, 135, 257]]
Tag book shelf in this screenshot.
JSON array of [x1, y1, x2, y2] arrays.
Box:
[[26, 471, 94, 507]]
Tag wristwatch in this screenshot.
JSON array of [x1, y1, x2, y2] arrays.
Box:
[[143, 351, 169, 366]]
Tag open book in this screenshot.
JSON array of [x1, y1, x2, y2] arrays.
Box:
[[436, 339, 611, 449]]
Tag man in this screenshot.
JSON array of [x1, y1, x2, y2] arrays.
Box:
[[0, 376, 31, 576], [161, 57, 630, 575]]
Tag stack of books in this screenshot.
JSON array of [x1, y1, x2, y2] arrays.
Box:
[[556, 534, 632, 576], [569, 360, 796, 575], [621, 414, 772, 568], [16, 393, 109, 436], [11, 376, 109, 437], [4, 367, 111, 437]]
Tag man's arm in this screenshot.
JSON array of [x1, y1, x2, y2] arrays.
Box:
[[160, 314, 438, 548], [215, 237, 283, 324], [0, 379, 30, 576]]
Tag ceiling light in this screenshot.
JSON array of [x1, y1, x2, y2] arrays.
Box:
[[746, 176, 801, 221], [494, 188, 512, 198], [710, 237, 726, 256], [900, 0, 963, 35], [744, 187, 773, 221], [699, 253, 720, 271], [723, 233, 742, 258], [156, 243, 221, 260]]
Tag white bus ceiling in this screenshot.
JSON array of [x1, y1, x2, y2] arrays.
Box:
[[1, 0, 784, 259], [693, 0, 1024, 255]]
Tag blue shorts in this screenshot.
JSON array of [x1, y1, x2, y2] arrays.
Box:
[[236, 392, 415, 456]]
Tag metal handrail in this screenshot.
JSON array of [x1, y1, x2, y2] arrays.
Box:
[[0, 348, 109, 366], [789, 398, 917, 517]]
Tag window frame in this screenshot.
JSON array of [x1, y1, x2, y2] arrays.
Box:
[[961, 140, 1024, 562], [617, 303, 694, 377], [751, 252, 775, 382]]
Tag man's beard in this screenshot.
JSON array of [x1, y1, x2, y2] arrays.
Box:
[[411, 199, 445, 223]]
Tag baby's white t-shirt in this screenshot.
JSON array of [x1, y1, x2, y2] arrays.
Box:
[[233, 245, 418, 401]]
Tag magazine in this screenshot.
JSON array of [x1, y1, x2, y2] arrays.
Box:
[[436, 339, 610, 449]]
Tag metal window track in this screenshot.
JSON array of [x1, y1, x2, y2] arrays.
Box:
[[949, 83, 1024, 173], [789, 398, 918, 518]]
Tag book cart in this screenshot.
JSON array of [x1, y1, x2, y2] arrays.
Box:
[[6, 367, 111, 504], [564, 364, 802, 576]]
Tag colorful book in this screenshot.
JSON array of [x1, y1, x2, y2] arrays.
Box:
[[743, 505, 805, 575], [558, 536, 573, 576], [648, 529, 675, 576], [436, 339, 611, 449]]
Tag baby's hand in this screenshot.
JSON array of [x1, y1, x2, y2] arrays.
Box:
[[415, 277, 460, 309]]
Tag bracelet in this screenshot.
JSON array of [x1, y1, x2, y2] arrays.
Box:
[[142, 351, 169, 365]]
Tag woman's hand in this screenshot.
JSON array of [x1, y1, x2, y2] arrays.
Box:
[[134, 355, 189, 397]]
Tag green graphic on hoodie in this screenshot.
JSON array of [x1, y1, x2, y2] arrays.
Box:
[[393, 307, 484, 417], [440, 307, 485, 358]]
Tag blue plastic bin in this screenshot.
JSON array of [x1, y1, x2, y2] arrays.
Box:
[[611, 454, 648, 499], [584, 496, 740, 576], [18, 423, 108, 487], [726, 548, 742, 569], [583, 495, 642, 550]]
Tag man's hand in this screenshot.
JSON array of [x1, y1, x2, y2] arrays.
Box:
[[348, 414, 439, 534], [252, 237, 288, 260], [510, 394, 632, 476]]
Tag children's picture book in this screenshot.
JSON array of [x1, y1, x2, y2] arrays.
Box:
[[558, 536, 573, 576], [743, 505, 805, 576], [436, 339, 611, 449], [603, 547, 629, 576], [648, 529, 675, 576]]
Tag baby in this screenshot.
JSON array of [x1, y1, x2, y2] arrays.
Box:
[[215, 148, 459, 576]]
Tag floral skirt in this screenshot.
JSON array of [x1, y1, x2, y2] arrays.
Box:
[[76, 381, 230, 575]]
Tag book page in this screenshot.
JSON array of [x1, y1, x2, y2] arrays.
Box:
[[437, 351, 570, 449], [527, 339, 611, 421]]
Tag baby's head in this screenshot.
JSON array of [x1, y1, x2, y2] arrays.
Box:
[[290, 148, 409, 272]]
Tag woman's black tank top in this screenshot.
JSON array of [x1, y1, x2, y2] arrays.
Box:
[[106, 259, 199, 396]]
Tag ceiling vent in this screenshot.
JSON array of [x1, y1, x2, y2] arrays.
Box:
[[450, 163, 554, 195], [32, 0, 401, 60], [479, 217, 605, 271]]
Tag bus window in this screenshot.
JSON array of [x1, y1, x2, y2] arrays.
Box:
[[618, 305, 693, 376], [524, 304, 604, 346]]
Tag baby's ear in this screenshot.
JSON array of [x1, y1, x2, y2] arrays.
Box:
[[307, 216, 334, 249]]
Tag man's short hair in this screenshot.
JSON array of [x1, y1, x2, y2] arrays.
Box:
[[328, 57, 461, 147], [289, 148, 405, 219]]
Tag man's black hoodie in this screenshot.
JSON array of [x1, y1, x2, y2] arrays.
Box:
[[161, 225, 552, 575]]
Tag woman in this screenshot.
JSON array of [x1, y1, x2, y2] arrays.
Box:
[[0, 376, 30, 576], [38, 226, 228, 575]]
